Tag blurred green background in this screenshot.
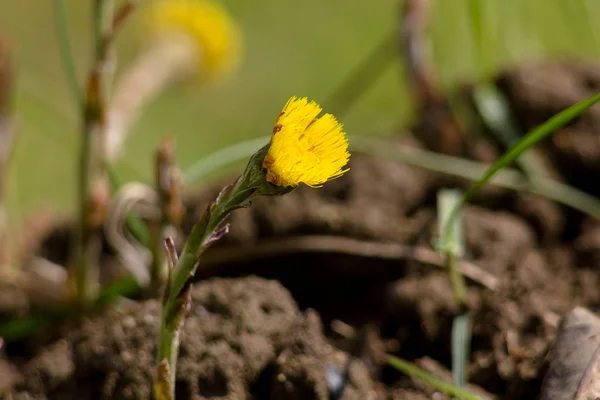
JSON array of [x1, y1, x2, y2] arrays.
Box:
[[1, 0, 600, 223]]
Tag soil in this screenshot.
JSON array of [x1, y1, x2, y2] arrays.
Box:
[[4, 59, 600, 399]]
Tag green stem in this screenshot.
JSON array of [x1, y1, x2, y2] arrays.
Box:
[[175, 196, 250, 293], [72, 0, 114, 304], [448, 251, 467, 306], [155, 176, 258, 399]]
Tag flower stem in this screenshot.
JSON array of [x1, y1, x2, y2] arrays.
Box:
[[154, 147, 276, 399], [71, 0, 114, 305], [154, 177, 257, 399], [153, 98, 344, 396]]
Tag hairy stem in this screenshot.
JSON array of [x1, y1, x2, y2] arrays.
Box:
[[154, 145, 287, 399], [155, 177, 257, 399]]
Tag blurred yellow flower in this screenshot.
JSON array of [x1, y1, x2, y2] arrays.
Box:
[[262, 97, 350, 188], [146, 0, 241, 78]]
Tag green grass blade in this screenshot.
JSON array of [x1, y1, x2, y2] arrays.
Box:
[[468, 0, 486, 73], [352, 135, 600, 219], [450, 91, 600, 233], [387, 355, 483, 400], [183, 137, 269, 184], [452, 312, 471, 387], [52, 0, 83, 110], [181, 135, 600, 220], [473, 83, 548, 178]]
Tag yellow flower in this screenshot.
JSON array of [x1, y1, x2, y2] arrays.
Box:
[[262, 97, 350, 188], [146, 0, 241, 78]]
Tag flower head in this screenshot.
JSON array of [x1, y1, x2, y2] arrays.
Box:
[[262, 97, 350, 188], [145, 0, 241, 78]]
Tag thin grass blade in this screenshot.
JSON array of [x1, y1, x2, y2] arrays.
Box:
[[53, 0, 83, 109], [473, 83, 548, 178], [387, 355, 483, 400], [181, 135, 600, 220], [451, 91, 600, 233], [183, 137, 269, 184]]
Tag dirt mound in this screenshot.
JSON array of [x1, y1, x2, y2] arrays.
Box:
[[12, 277, 384, 400]]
